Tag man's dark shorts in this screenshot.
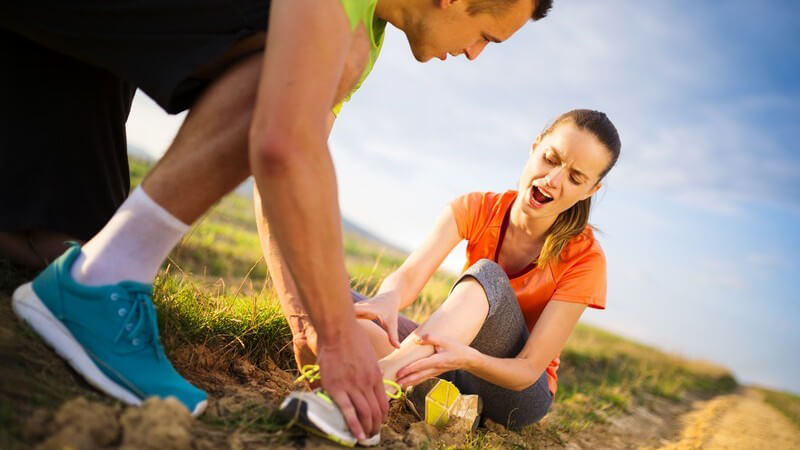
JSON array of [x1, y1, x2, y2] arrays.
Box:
[[0, 1, 270, 239]]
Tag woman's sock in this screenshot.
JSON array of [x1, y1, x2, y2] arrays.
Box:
[[71, 186, 189, 286]]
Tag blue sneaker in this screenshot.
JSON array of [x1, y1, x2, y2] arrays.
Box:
[[11, 245, 207, 416]]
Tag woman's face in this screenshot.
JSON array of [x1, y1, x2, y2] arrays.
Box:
[[516, 121, 611, 220]]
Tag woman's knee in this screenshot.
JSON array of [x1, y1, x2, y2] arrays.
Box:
[[452, 259, 527, 357], [455, 259, 516, 317]]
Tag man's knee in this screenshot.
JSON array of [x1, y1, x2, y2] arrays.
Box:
[[184, 51, 263, 168]]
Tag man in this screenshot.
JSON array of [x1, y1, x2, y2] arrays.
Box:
[[3, 0, 552, 443]]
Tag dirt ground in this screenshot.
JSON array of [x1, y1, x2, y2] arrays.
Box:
[[13, 342, 485, 449], [3, 294, 484, 450], [4, 276, 797, 449], [551, 393, 698, 450], [653, 388, 800, 450]]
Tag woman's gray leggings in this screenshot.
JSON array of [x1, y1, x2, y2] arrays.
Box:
[[352, 258, 552, 429]]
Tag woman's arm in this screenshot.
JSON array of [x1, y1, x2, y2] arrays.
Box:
[[465, 300, 586, 391], [373, 206, 462, 309], [395, 299, 586, 391]]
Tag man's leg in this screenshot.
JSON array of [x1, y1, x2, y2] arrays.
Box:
[[13, 51, 265, 417], [0, 232, 77, 269], [73, 52, 262, 285], [0, 30, 135, 269]]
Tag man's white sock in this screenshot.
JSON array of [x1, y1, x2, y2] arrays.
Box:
[[71, 186, 190, 286]]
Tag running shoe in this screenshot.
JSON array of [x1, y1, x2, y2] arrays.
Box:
[[11, 245, 207, 416], [279, 364, 401, 447], [405, 378, 482, 432]]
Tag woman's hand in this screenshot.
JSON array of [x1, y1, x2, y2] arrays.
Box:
[[354, 291, 402, 349], [395, 334, 478, 388]]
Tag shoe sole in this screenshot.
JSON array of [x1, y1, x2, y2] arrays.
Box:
[[279, 396, 357, 447], [12, 282, 207, 417]]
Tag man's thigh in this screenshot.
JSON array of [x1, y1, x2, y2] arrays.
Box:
[[0, 30, 135, 240], [0, 0, 271, 114]]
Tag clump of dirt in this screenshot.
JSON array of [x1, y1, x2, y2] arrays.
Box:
[[24, 398, 120, 449], [119, 397, 193, 450], [24, 396, 194, 450], [377, 424, 407, 449], [386, 398, 416, 433], [481, 419, 531, 448], [379, 398, 479, 448]]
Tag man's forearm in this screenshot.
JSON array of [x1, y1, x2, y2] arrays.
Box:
[[254, 190, 312, 334], [252, 134, 354, 342]]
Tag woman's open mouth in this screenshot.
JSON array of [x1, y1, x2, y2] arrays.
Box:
[[529, 185, 554, 208]]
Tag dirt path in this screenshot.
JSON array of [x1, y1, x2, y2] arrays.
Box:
[[655, 388, 800, 449]]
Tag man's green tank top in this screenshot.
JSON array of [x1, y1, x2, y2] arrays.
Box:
[[332, 0, 387, 115]]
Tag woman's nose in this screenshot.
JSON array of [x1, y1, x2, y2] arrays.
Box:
[[546, 166, 565, 188]]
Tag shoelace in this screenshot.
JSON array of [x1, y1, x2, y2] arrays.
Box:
[[296, 364, 403, 400], [113, 289, 163, 361]]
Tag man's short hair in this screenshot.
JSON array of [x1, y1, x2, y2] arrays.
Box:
[[467, 0, 554, 21]]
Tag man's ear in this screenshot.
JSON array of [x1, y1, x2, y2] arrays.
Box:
[[583, 182, 602, 200]]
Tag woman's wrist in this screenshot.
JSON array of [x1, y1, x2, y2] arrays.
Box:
[[462, 346, 484, 371], [375, 289, 403, 311]]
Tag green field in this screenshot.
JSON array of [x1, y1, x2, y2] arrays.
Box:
[[0, 158, 741, 449]]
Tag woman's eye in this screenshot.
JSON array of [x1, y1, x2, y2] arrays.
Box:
[[570, 176, 581, 184], [543, 154, 556, 165]]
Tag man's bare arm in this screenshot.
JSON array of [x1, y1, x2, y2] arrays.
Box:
[[249, 1, 386, 439], [253, 112, 338, 368]]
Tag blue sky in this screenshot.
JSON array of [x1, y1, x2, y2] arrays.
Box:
[[126, 1, 800, 394]]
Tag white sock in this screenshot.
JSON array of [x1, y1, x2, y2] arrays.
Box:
[[71, 186, 190, 286]]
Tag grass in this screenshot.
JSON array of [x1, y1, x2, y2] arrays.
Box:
[[543, 325, 737, 440], [154, 273, 293, 367], [0, 157, 743, 449], [759, 387, 800, 430], [128, 157, 739, 445]]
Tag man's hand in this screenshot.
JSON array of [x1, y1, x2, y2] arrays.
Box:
[[317, 321, 388, 440], [354, 292, 402, 349]]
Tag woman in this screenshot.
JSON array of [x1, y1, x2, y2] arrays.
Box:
[[281, 109, 621, 445]]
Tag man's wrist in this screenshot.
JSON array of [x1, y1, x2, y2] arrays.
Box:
[[315, 314, 358, 348]]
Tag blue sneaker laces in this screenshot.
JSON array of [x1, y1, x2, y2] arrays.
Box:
[[112, 288, 164, 361]]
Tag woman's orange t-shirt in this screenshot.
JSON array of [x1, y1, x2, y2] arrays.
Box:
[[450, 191, 607, 394]]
